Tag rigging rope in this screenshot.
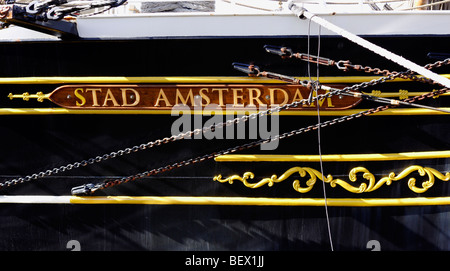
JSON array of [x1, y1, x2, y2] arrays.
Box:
[[288, 1, 450, 89], [307, 19, 334, 252]]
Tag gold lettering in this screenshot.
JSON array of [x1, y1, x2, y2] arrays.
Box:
[[231, 88, 244, 107], [325, 90, 335, 107], [291, 88, 305, 104], [212, 88, 228, 107], [154, 88, 172, 107], [74, 88, 86, 107], [309, 90, 335, 107], [121, 88, 140, 107], [102, 88, 120, 107], [248, 88, 265, 106], [269, 88, 289, 106], [86, 88, 102, 107], [199, 88, 210, 106], [316, 90, 335, 107], [175, 88, 194, 106]]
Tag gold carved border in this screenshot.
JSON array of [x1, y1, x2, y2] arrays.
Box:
[[1, 107, 449, 116], [69, 196, 450, 206], [215, 150, 450, 162], [213, 165, 450, 194], [1, 195, 450, 206]]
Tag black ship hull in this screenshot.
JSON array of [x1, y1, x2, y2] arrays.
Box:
[[0, 35, 449, 251]]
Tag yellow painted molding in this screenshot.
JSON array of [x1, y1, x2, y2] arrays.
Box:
[[0, 76, 279, 84], [363, 90, 450, 99], [0, 195, 448, 206], [214, 165, 450, 194], [215, 150, 450, 162], [69, 195, 450, 206], [1, 75, 443, 84], [0, 107, 449, 116]]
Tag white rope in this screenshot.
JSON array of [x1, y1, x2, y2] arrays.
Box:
[[307, 21, 334, 251], [288, 2, 450, 89]]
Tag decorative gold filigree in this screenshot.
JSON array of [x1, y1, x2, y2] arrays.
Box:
[[8, 92, 49, 102], [213, 165, 450, 194]]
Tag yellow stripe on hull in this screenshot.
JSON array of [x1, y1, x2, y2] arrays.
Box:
[[0, 195, 447, 206], [215, 150, 450, 162], [0, 75, 448, 84], [69, 196, 450, 207], [0, 107, 449, 116]]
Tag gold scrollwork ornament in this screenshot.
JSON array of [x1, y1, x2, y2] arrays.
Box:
[[213, 165, 450, 194]]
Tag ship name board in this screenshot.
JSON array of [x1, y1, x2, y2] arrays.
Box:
[[48, 84, 361, 110]]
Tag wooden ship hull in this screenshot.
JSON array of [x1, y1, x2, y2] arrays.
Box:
[[0, 1, 449, 251]]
